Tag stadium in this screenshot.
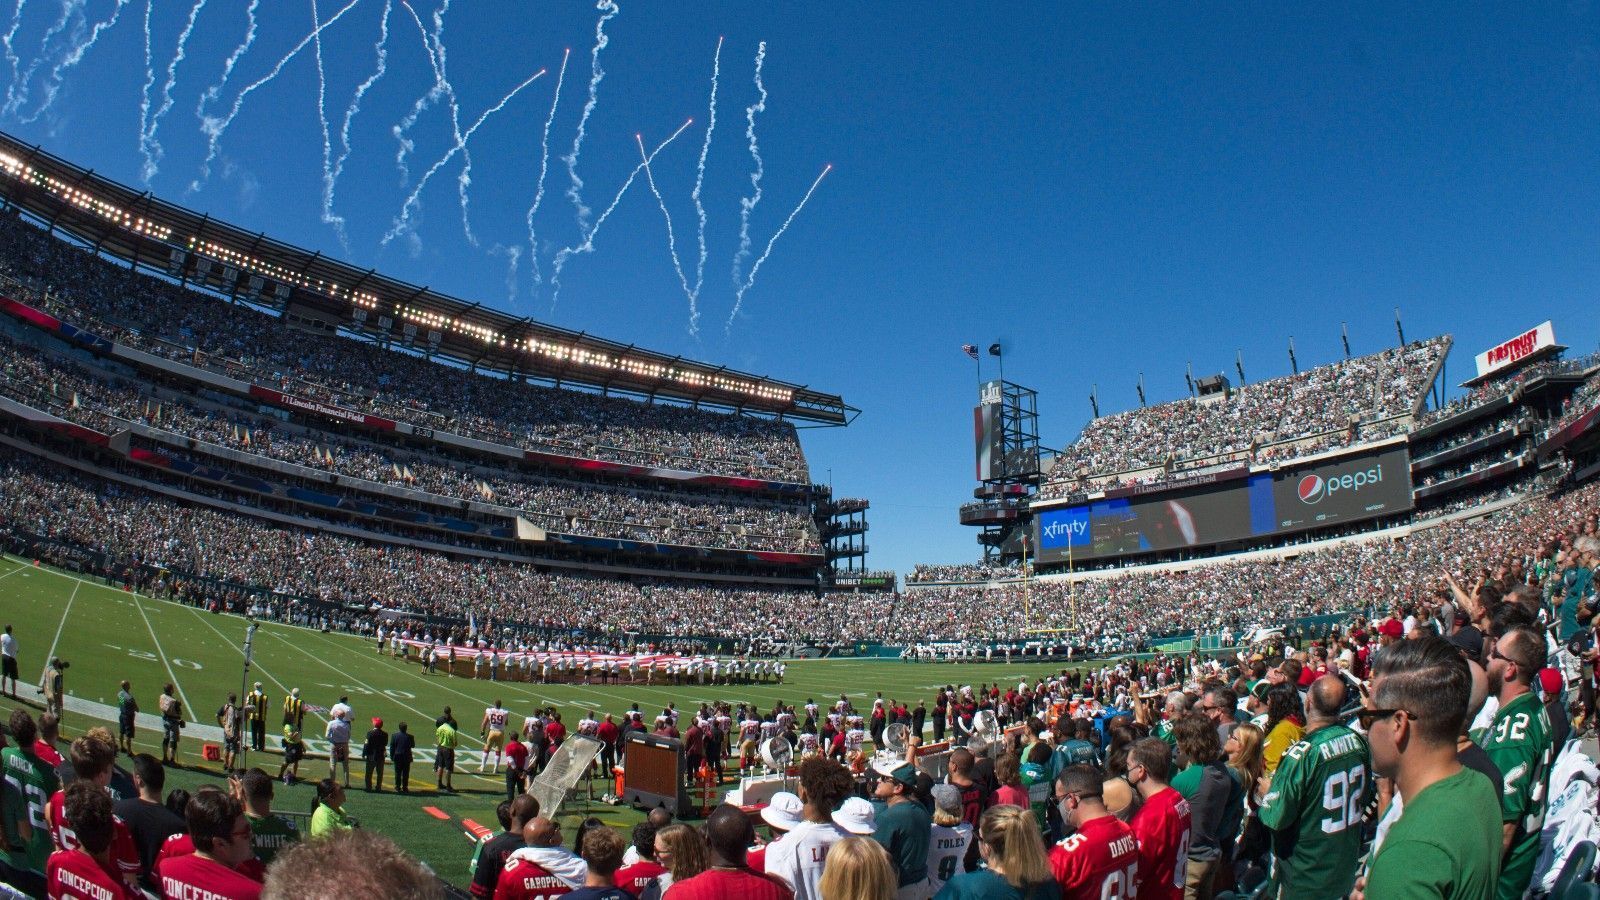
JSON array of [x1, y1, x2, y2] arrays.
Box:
[[0, 10, 1598, 900]]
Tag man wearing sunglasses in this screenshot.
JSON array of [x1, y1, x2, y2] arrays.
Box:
[[1481, 626, 1555, 900], [1359, 636, 1501, 900], [1048, 765, 1137, 900]]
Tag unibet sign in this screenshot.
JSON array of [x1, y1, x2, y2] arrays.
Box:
[[1297, 463, 1384, 505]]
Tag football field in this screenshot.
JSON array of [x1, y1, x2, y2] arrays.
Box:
[[0, 553, 1077, 887]]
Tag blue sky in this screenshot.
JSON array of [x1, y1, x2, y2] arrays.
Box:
[[4, 2, 1599, 576]]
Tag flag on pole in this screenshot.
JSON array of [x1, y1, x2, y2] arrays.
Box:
[[961, 344, 978, 361], [988, 343, 1002, 357]]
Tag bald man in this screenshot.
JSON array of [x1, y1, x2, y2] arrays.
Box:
[[662, 805, 791, 898], [495, 817, 587, 899]]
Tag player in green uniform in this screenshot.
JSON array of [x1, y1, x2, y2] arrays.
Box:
[[1480, 626, 1554, 900], [1363, 635, 1502, 899], [2, 709, 60, 888], [1258, 676, 1371, 899]]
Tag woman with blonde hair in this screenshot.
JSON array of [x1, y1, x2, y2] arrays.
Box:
[[645, 823, 707, 897], [935, 805, 1061, 899], [1226, 722, 1269, 886], [817, 835, 896, 900]]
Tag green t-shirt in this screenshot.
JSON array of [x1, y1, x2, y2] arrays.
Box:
[[1480, 690, 1553, 900], [1020, 761, 1052, 833], [934, 868, 1063, 900], [871, 798, 930, 886], [436, 722, 458, 749], [2, 746, 60, 874], [1366, 767, 1502, 900], [246, 811, 301, 865], [1257, 723, 1372, 899], [1155, 719, 1177, 746]]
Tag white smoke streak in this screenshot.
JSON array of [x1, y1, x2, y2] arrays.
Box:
[[636, 132, 696, 334], [141, 0, 209, 183], [561, 0, 618, 233], [194, 0, 258, 124], [380, 66, 545, 247], [490, 243, 521, 306], [689, 35, 720, 309], [192, 0, 363, 192], [25, 0, 128, 123], [727, 164, 830, 332], [731, 41, 766, 287], [525, 45, 568, 289], [325, 0, 390, 250], [6, 0, 81, 116], [392, 0, 456, 187], [1, 1, 27, 114], [549, 118, 691, 312]]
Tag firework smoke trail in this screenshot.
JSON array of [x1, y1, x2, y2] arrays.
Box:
[[490, 244, 521, 306], [727, 163, 831, 332], [636, 132, 696, 333], [524, 46, 568, 289], [141, 0, 210, 183], [688, 35, 720, 310], [24, 0, 130, 123], [309, 0, 336, 249], [6, 0, 81, 116], [193, 0, 362, 191], [549, 117, 692, 311], [562, 0, 618, 234], [195, 0, 257, 123], [138, 0, 152, 177], [731, 41, 766, 287], [1, 1, 25, 114], [392, 0, 458, 186], [380, 66, 546, 247], [325, 0, 390, 250]]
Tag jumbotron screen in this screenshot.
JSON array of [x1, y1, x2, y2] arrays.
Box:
[[1034, 445, 1413, 564]]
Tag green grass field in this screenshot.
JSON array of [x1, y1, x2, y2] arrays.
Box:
[[0, 554, 1073, 888]]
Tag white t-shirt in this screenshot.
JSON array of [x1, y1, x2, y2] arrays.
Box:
[[1, 632, 14, 658], [764, 820, 846, 900], [925, 822, 973, 897]]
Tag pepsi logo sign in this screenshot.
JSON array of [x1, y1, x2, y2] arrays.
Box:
[[1298, 475, 1325, 504]]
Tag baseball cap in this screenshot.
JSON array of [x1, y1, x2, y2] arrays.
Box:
[[871, 758, 917, 787], [930, 783, 962, 818], [832, 796, 876, 835], [1538, 669, 1565, 698], [372, 717, 383, 727], [1378, 619, 1403, 639], [760, 791, 803, 832], [1447, 626, 1483, 662]]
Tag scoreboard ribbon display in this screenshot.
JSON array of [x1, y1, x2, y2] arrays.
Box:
[[1035, 445, 1413, 563]]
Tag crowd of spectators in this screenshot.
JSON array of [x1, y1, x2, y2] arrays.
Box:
[[1551, 371, 1600, 435], [0, 212, 811, 483], [0, 331, 819, 554], [1040, 338, 1448, 497]]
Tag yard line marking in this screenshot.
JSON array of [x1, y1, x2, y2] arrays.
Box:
[[0, 562, 29, 581], [131, 590, 192, 717], [172, 603, 330, 728], [43, 580, 81, 673]]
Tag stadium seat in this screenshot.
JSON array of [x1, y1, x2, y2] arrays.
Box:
[[1564, 881, 1600, 900], [1555, 842, 1598, 899]]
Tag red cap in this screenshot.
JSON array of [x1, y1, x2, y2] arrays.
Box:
[[1379, 619, 1403, 638], [1538, 669, 1564, 697], [372, 717, 383, 727]]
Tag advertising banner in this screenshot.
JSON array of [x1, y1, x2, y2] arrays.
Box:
[[1475, 321, 1556, 380]]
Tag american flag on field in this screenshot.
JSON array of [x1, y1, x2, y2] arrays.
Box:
[[961, 344, 979, 361]]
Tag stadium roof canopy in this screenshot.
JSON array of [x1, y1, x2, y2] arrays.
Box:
[[0, 129, 853, 425]]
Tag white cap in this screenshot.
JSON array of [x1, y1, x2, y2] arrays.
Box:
[[831, 796, 876, 835], [760, 792, 803, 832]]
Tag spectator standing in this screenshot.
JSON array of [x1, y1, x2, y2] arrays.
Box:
[[113, 754, 184, 890], [869, 760, 930, 898], [569, 825, 633, 900], [1049, 765, 1138, 900], [661, 804, 791, 899], [1480, 626, 1555, 900], [935, 804, 1061, 899], [4, 709, 60, 893], [1360, 637, 1501, 899], [1169, 714, 1241, 900], [389, 723, 416, 794], [1126, 738, 1192, 900], [259, 829, 442, 899], [155, 791, 261, 900], [471, 795, 538, 900], [925, 785, 975, 897], [617, 821, 669, 894], [363, 717, 388, 792], [496, 817, 589, 899], [239, 771, 298, 868], [1257, 677, 1370, 899], [42, 734, 139, 888], [764, 758, 852, 900], [45, 782, 134, 900], [817, 836, 895, 900]]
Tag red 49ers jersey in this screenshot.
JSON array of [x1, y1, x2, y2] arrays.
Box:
[[1049, 814, 1140, 900], [1128, 787, 1191, 900]]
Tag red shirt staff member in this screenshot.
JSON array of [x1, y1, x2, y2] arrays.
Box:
[[45, 783, 136, 900], [1049, 765, 1139, 900], [156, 791, 263, 900]]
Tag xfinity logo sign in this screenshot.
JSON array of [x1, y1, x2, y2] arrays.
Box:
[[1297, 464, 1384, 505], [1041, 518, 1088, 541]]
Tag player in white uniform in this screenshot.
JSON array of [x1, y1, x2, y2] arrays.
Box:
[[843, 717, 866, 760], [738, 715, 762, 769], [798, 730, 820, 758], [804, 699, 820, 721], [480, 700, 510, 772]]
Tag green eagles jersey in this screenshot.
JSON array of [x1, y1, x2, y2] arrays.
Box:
[[1258, 723, 1372, 900], [1156, 719, 1177, 746], [246, 811, 301, 866], [2, 746, 60, 874], [1366, 767, 1502, 900], [1480, 691, 1553, 900]]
